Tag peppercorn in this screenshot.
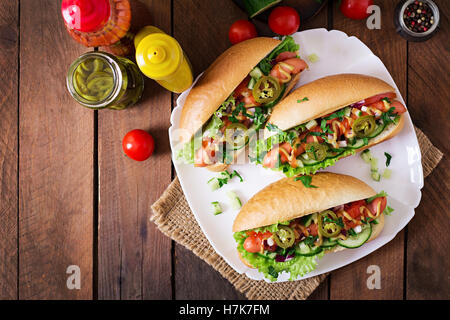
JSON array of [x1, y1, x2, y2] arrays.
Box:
[[403, 1, 434, 33]]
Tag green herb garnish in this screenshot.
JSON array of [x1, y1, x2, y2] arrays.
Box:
[[384, 152, 392, 167], [294, 175, 318, 188]]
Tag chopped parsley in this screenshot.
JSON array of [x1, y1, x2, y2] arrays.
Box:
[[268, 266, 278, 279], [303, 235, 318, 246], [384, 152, 392, 167], [297, 97, 309, 103], [294, 175, 318, 188]]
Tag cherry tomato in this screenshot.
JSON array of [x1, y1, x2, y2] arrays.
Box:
[[339, 0, 373, 20], [368, 197, 387, 216], [364, 92, 397, 105], [228, 20, 257, 45], [268, 6, 300, 35], [122, 129, 154, 161], [243, 235, 262, 253]]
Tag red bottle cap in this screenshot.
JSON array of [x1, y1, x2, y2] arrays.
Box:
[[61, 0, 111, 32]]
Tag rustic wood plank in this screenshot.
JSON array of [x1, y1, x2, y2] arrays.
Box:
[[172, 0, 248, 300], [0, 0, 18, 300], [406, 0, 450, 300], [330, 0, 406, 299], [97, 0, 172, 300], [18, 0, 93, 299]]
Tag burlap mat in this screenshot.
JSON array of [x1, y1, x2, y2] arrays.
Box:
[[151, 126, 443, 300]]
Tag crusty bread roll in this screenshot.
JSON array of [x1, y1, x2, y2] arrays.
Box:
[[233, 172, 376, 232], [261, 74, 405, 172], [179, 37, 304, 172], [237, 213, 385, 268], [180, 37, 281, 144], [234, 172, 385, 269], [265, 74, 397, 136]]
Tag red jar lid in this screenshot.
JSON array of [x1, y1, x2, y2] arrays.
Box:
[[61, 0, 111, 32]]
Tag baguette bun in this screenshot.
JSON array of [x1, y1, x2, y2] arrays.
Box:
[[265, 74, 397, 136], [238, 213, 385, 268], [235, 172, 385, 270], [180, 37, 281, 144], [205, 71, 303, 172], [232, 172, 376, 232]]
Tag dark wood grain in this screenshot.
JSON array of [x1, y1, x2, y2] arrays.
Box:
[[18, 0, 93, 299], [330, 0, 406, 299], [0, 0, 18, 300], [172, 0, 247, 300], [406, 0, 450, 300], [97, 0, 172, 300]]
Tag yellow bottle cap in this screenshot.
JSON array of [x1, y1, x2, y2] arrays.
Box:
[[135, 33, 182, 80]]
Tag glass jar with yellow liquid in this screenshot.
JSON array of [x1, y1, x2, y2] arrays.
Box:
[[66, 51, 144, 110]]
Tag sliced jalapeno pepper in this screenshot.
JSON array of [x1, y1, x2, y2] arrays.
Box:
[[252, 76, 282, 104], [272, 226, 295, 249], [318, 210, 342, 238], [224, 123, 249, 150], [304, 143, 327, 162], [352, 115, 376, 138]]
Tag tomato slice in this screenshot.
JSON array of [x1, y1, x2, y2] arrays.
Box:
[[243, 235, 262, 253], [308, 223, 318, 236], [367, 197, 387, 217], [306, 126, 325, 143], [364, 92, 396, 105], [275, 51, 297, 63], [233, 76, 251, 98], [390, 100, 407, 114], [280, 58, 307, 74], [270, 64, 290, 83]]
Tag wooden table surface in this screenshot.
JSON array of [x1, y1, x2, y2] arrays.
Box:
[[0, 0, 448, 300]]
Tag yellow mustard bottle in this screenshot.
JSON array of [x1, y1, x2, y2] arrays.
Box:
[[134, 26, 193, 93]]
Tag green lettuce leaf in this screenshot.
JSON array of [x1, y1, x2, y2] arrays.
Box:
[[279, 149, 357, 177], [234, 226, 323, 281], [258, 36, 299, 75]]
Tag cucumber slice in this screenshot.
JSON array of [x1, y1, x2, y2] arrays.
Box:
[[243, 0, 282, 18], [337, 223, 372, 248], [326, 148, 345, 158], [296, 242, 323, 257], [367, 123, 386, 138], [371, 171, 381, 181], [305, 119, 318, 130], [258, 251, 277, 259], [301, 214, 313, 227], [249, 67, 263, 80], [211, 201, 222, 215], [299, 154, 320, 165], [207, 178, 220, 191], [321, 238, 338, 248], [227, 191, 242, 210], [348, 138, 366, 149], [360, 149, 372, 163], [247, 77, 256, 90]]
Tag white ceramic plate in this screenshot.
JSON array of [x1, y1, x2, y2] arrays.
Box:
[[169, 29, 423, 282]]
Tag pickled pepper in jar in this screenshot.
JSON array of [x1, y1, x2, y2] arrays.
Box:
[[61, 0, 133, 55], [67, 52, 144, 110]]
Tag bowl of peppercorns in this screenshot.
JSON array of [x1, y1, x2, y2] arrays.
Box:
[[394, 0, 440, 41]]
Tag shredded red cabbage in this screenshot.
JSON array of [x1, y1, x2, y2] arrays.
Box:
[[275, 253, 295, 262]]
